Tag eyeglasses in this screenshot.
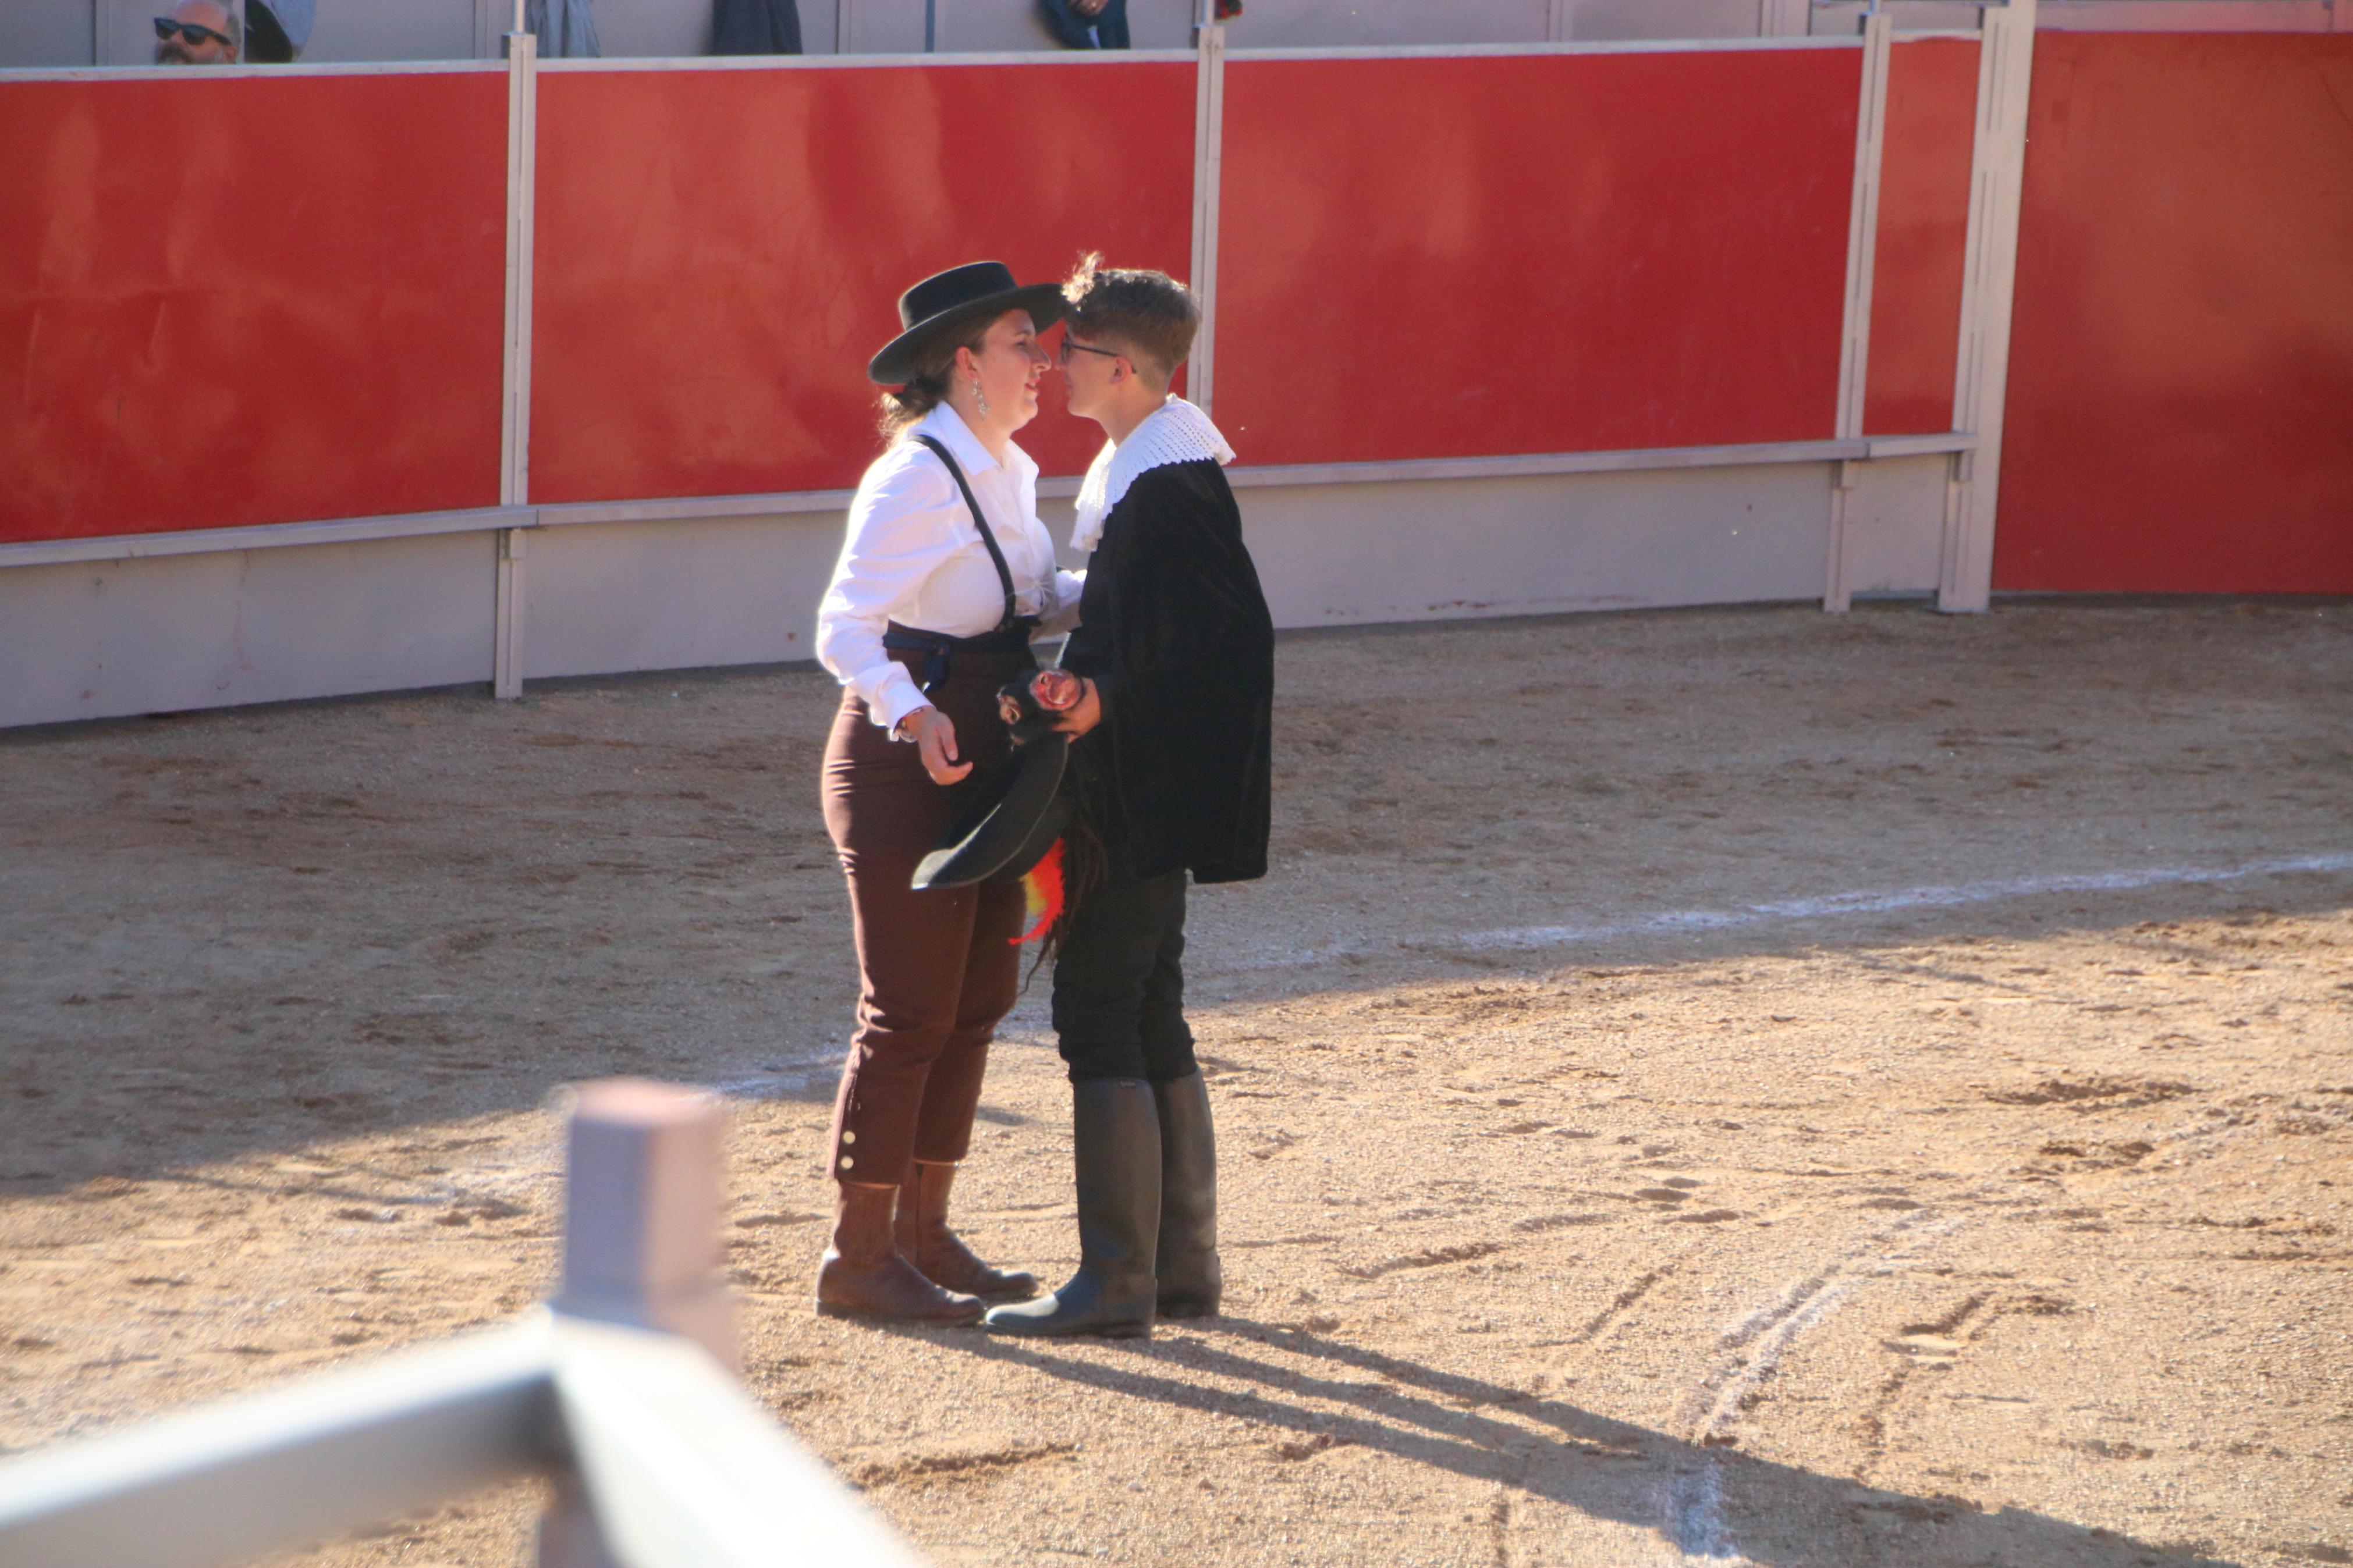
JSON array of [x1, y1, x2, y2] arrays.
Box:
[[153, 16, 234, 46], [1057, 338, 1125, 367]]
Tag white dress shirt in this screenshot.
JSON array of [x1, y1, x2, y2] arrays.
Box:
[[816, 404, 1082, 731]]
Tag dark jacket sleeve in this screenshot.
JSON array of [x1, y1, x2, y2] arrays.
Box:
[[1061, 460, 1273, 884]]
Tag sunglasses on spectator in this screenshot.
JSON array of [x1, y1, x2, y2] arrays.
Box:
[[1057, 339, 1125, 366], [154, 16, 233, 45]]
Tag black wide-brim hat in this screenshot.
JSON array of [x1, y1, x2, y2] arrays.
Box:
[[869, 261, 1068, 387], [910, 734, 1071, 891]]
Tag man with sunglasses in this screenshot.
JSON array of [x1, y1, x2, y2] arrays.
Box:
[[154, 0, 240, 63]]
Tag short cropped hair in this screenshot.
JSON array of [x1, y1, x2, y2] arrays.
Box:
[[1061, 254, 1199, 387]]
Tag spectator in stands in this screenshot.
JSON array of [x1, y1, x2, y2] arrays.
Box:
[[153, 0, 239, 64], [245, 0, 314, 62], [1039, 0, 1236, 47], [1039, 0, 1128, 49], [526, 0, 602, 58], [713, 0, 802, 55]]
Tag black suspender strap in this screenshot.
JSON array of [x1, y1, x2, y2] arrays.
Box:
[[913, 433, 1020, 633]]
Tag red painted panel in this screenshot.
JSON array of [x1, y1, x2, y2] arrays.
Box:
[[1996, 34, 2353, 593], [0, 73, 507, 545], [1213, 49, 1860, 467], [1864, 37, 1978, 436], [530, 62, 1195, 502]]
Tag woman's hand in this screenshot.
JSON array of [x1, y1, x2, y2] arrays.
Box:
[[896, 706, 973, 785], [1052, 678, 1103, 738]]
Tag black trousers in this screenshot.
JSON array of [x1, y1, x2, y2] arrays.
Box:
[[1052, 868, 1196, 1084]]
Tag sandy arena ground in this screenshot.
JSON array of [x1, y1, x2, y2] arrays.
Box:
[[2, 598, 2350, 1567]]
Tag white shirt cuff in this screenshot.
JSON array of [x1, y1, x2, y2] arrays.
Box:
[[1040, 568, 1087, 635], [869, 666, 931, 733]]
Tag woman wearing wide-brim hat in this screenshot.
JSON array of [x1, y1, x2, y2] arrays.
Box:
[[810, 261, 1077, 1323]]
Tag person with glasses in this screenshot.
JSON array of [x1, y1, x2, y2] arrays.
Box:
[[985, 255, 1272, 1339], [153, 0, 239, 63], [808, 262, 1077, 1324]]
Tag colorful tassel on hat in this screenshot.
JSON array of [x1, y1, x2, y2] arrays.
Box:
[[1012, 839, 1066, 944]]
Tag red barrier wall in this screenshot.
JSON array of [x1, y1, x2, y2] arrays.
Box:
[[0, 72, 508, 545], [1212, 48, 1861, 468], [1996, 34, 2353, 593], [528, 61, 1195, 503], [1864, 37, 1978, 436]]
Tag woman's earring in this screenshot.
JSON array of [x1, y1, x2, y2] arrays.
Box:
[[974, 379, 990, 419]]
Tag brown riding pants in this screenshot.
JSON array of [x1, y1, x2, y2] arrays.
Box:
[[820, 646, 1030, 1187]]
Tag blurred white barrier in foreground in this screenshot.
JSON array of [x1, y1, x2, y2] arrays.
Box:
[[0, 1080, 924, 1568]]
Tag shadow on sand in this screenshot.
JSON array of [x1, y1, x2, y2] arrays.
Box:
[[945, 1315, 2235, 1567]]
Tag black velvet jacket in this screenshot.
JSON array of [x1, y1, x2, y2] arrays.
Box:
[[1060, 458, 1273, 885]]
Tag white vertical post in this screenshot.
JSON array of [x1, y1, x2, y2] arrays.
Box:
[[1834, 6, 1892, 442], [496, 24, 538, 699], [549, 1080, 737, 1366], [1939, 0, 2039, 613], [1825, 6, 1891, 612], [539, 1079, 737, 1568], [502, 30, 538, 510], [1187, 22, 1227, 417]]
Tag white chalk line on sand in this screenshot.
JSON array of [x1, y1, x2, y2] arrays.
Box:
[[1222, 851, 2353, 970], [1664, 1213, 1964, 1564]]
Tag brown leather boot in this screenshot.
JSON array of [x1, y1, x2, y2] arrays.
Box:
[[816, 1181, 985, 1324], [895, 1161, 1038, 1303]]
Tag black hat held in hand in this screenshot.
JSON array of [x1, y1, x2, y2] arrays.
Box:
[[911, 673, 1078, 891], [911, 735, 1070, 891], [869, 261, 1069, 387]]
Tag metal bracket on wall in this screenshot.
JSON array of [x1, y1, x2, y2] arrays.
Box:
[[494, 527, 530, 702], [1823, 457, 1863, 614]]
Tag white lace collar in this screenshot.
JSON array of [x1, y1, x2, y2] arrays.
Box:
[[1070, 396, 1236, 552]]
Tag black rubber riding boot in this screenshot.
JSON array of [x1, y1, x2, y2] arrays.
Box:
[[1152, 1071, 1222, 1319], [984, 1079, 1160, 1339]]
